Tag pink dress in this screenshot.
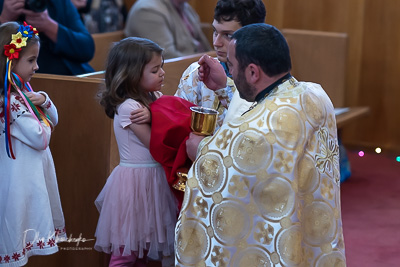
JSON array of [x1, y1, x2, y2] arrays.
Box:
[[94, 99, 177, 259]]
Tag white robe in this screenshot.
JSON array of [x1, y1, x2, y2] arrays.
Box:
[[0, 92, 66, 266], [175, 77, 346, 266]]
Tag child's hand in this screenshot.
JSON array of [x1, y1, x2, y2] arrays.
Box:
[[25, 91, 46, 106], [130, 107, 151, 124]]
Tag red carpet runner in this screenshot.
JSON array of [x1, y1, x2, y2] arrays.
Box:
[[341, 151, 400, 266]]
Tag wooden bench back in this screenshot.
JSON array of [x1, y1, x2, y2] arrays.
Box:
[[162, 50, 216, 95], [90, 30, 125, 71], [84, 50, 217, 96], [282, 28, 348, 108], [28, 74, 111, 266], [88, 26, 214, 74]]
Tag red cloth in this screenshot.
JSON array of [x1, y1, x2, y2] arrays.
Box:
[[149, 95, 196, 209]]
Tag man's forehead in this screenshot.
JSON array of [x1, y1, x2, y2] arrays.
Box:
[[212, 19, 242, 32]]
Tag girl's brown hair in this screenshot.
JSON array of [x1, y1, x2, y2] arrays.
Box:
[[99, 37, 163, 118], [0, 21, 40, 95]]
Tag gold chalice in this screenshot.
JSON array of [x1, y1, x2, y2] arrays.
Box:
[[172, 106, 218, 191]]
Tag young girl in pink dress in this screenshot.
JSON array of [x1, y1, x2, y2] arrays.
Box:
[[0, 22, 66, 266], [94, 37, 177, 266]]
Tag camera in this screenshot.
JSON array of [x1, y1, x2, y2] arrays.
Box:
[[25, 0, 47, 12]]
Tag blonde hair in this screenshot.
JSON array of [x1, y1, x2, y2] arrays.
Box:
[[99, 37, 164, 118]]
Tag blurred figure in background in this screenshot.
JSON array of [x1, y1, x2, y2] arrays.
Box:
[[124, 0, 212, 59], [82, 0, 126, 33], [71, 0, 92, 21]]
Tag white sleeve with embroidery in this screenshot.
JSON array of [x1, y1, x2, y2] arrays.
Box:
[[175, 62, 201, 103], [175, 61, 235, 110], [213, 78, 236, 109], [38, 91, 58, 126], [9, 94, 52, 150]]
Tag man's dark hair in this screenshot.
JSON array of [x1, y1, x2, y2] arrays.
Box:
[[232, 23, 292, 77], [214, 0, 266, 26]]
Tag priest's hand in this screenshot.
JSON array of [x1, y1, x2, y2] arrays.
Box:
[[186, 132, 205, 161], [198, 54, 227, 91]]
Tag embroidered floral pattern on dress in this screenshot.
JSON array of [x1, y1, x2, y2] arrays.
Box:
[[0, 95, 29, 136], [0, 227, 66, 265], [12, 252, 21, 261], [25, 242, 33, 251], [11, 102, 21, 112], [47, 238, 56, 247], [55, 226, 66, 237], [3, 255, 10, 263], [45, 101, 52, 109]]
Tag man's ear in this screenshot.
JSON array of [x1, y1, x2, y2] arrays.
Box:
[[245, 63, 260, 84]]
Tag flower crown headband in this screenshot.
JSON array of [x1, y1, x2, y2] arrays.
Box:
[[3, 22, 51, 159], [4, 22, 38, 60]]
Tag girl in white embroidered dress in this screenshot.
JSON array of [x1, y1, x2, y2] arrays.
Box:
[[94, 37, 177, 266], [0, 21, 66, 266]]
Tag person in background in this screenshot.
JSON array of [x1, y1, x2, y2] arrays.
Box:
[[176, 23, 346, 266], [174, 0, 266, 129], [0, 21, 66, 266], [0, 0, 95, 75], [124, 0, 212, 59], [94, 37, 177, 267], [83, 0, 126, 34], [71, 0, 92, 21]]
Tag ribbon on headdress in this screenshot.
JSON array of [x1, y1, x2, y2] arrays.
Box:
[[2, 22, 47, 159]]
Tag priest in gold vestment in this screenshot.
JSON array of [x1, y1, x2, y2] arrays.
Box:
[[175, 23, 346, 267]]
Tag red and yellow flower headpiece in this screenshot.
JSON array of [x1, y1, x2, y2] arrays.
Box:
[[3, 22, 38, 60], [2, 22, 50, 159]]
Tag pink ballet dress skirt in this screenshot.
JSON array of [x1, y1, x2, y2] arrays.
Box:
[[94, 99, 178, 259]]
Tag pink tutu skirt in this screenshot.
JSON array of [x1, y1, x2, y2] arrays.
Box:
[[94, 162, 178, 259]]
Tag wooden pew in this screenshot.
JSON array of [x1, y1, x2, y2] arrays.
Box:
[[90, 30, 125, 71], [162, 50, 216, 95], [281, 28, 370, 126], [88, 26, 213, 74], [28, 74, 111, 267], [82, 50, 217, 95]]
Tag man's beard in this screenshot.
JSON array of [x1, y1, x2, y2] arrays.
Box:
[[235, 71, 256, 102]]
